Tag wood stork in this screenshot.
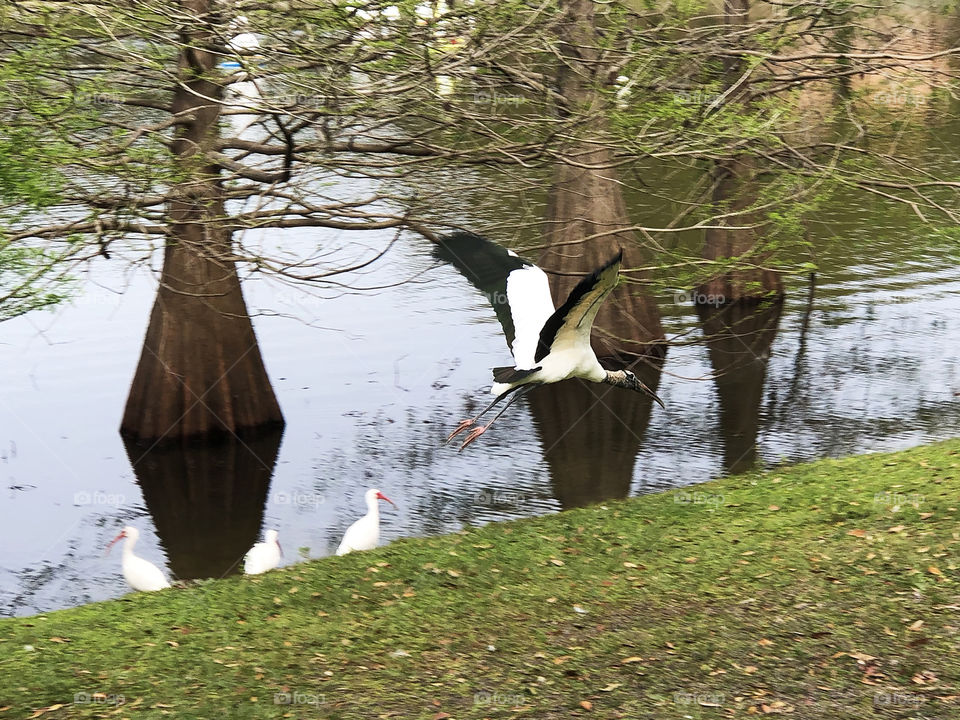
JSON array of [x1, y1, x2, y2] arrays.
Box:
[[243, 529, 282, 575], [106, 526, 171, 592], [336, 488, 396, 555], [436, 231, 665, 451]]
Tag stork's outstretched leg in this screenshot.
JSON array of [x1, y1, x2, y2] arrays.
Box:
[[445, 385, 525, 444], [459, 383, 540, 452]]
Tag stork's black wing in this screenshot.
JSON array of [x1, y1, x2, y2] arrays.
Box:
[[534, 250, 623, 363], [434, 232, 554, 369]]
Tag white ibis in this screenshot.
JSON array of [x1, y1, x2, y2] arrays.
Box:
[[336, 488, 397, 555], [436, 232, 665, 451], [243, 529, 283, 575], [106, 526, 171, 592]]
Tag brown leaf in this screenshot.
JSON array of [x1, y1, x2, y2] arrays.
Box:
[[758, 638, 774, 646], [847, 529, 867, 538], [621, 656, 643, 664], [433, 713, 451, 720], [888, 525, 906, 533], [580, 700, 593, 710], [928, 566, 943, 576], [27, 705, 64, 719], [768, 505, 780, 511]]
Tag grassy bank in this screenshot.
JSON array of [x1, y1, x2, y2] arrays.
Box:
[[3, 440, 960, 719]]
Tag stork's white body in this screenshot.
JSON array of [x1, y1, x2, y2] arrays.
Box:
[[244, 529, 282, 575], [492, 346, 606, 396], [336, 488, 395, 555], [108, 526, 170, 592], [490, 249, 613, 395]]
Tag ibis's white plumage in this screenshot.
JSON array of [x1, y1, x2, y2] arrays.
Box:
[[107, 526, 171, 593], [244, 529, 282, 575], [336, 488, 397, 555]]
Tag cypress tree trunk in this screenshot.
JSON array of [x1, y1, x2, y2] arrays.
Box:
[[699, 0, 784, 305], [121, 0, 283, 443], [540, 0, 665, 361]]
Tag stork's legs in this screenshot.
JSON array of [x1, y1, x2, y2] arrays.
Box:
[[458, 383, 540, 452], [444, 384, 524, 444]]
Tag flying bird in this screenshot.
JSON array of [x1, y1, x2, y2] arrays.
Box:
[[243, 529, 283, 575], [436, 232, 664, 450], [106, 526, 171, 592], [336, 488, 397, 555]]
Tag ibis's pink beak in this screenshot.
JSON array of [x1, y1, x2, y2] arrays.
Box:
[[376, 491, 397, 509], [105, 530, 126, 556]]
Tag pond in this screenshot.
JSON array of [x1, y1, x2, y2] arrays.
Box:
[[3, 133, 960, 616]]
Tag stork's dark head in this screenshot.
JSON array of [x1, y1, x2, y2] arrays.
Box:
[[616, 370, 666, 409]]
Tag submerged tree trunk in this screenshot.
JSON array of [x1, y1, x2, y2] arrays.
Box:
[[539, 0, 665, 361], [121, 0, 283, 443], [699, 0, 784, 305], [698, 156, 784, 303]]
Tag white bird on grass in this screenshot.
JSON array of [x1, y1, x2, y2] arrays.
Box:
[[436, 231, 665, 451], [243, 529, 283, 575], [336, 488, 397, 555], [106, 526, 171, 592]]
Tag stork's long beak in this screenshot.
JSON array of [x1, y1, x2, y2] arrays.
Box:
[[376, 491, 397, 509], [640, 382, 666, 409], [276, 540, 284, 558], [105, 531, 126, 556]]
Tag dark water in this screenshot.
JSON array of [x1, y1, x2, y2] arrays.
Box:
[[5, 93, 960, 616], [3, 214, 959, 617]]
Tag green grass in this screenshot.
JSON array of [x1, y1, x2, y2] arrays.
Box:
[[4, 440, 960, 719]]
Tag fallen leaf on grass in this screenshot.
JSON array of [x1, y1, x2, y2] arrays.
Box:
[[580, 700, 593, 710], [888, 525, 906, 533], [621, 656, 643, 664], [27, 705, 64, 719], [847, 529, 867, 538]]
